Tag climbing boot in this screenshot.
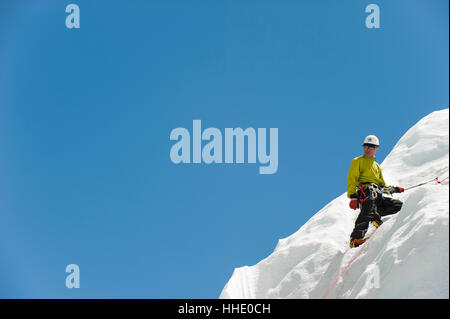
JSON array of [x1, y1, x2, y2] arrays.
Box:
[[371, 212, 383, 228], [349, 238, 366, 248]]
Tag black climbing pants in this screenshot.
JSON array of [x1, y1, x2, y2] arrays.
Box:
[[350, 186, 403, 240]]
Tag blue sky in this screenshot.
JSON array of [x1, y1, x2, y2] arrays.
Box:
[[0, 0, 448, 298]]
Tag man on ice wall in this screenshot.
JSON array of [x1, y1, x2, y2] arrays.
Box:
[[347, 135, 405, 248]]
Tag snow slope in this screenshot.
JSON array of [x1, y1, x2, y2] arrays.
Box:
[[220, 108, 449, 299]]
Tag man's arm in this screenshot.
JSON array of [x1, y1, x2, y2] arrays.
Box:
[[347, 159, 360, 198], [378, 164, 404, 194]]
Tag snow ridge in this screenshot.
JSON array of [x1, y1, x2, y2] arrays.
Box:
[[220, 108, 449, 299]]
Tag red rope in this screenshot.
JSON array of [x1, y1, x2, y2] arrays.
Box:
[[438, 176, 449, 183], [435, 168, 449, 184], [322, 228, 379, 299], [357, 185, 368, 203]]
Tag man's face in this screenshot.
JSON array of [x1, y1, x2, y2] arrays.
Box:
[[363, 145, 378, 158]]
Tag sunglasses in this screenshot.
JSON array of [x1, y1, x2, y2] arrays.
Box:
[[363, 144, 378, 149]]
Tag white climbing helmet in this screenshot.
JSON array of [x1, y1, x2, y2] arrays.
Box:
[[363, 135, 380, 146]]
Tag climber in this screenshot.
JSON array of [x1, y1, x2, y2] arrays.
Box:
[[347, 135, 405, 248]]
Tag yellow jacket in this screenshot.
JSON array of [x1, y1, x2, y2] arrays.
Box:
[[347, 155, 386, 198]]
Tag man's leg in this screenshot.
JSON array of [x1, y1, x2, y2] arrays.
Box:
[[350, 198, 377, 241], [377, 196, 403, 217]]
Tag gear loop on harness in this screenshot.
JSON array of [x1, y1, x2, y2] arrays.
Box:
[[356, 183, 384, 204]]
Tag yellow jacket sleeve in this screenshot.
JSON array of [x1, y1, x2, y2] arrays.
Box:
[[347, 158, 360, 198]]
